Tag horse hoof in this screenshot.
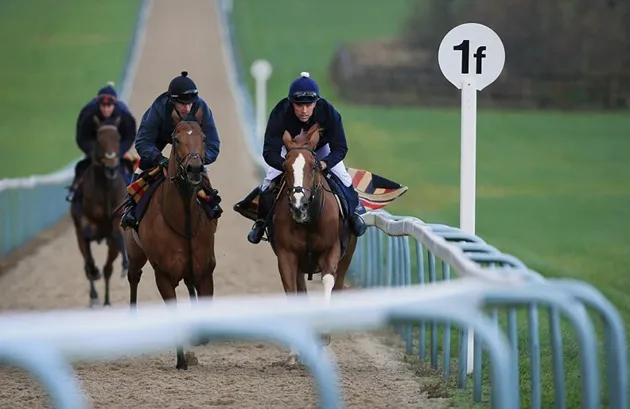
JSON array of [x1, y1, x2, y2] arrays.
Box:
[[286, 355, 299, 367], [176, 362, 188, 370]]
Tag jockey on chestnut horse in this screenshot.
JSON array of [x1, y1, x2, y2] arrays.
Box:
[[120, 70, 223, 370], [119, 71, 222, 229], [234, 71, 367, 244], [66, 82, 137, 203]]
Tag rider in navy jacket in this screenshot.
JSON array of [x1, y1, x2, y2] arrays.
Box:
[[66, 83, 137, 202], [134, 91, 220, 170], [262, 98, 348, 172], [120, 71, 221, 230], [235, 72, 367, 244]]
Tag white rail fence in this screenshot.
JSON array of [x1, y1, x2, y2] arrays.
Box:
[[0, 1, 626, 409]]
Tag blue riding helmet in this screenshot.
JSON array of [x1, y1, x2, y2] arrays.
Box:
[[288, 72, 320, 104], [97, 81, 118, 105], [168, 71, 199, 104]]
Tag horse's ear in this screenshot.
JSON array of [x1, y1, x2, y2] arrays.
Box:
[[194, 107, 203, 125], [171, 109, 181, 126], [93, 115, 101, 127], [306, 123, 320, 148], [282, 130, 293, 147]]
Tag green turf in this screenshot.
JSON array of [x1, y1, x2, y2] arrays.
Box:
[[231, 1, 630, 408], [0, 0, 142, 178]]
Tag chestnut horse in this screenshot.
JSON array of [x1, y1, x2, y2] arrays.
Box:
[[272, 123, 357, 365], [70, 116, 129, 308], [123, 108, 218, 370]]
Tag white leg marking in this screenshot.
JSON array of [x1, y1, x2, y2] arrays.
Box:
[[291, 153, 306, 208], [321, 274, 335, 346], [322, 273, 335, 303]]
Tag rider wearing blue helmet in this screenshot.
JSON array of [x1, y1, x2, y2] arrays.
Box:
[[235, 71, 367, 244], [66, 82, 137, 202], [120, 71, 222, 230]]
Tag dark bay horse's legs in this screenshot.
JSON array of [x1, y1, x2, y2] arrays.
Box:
[[154, 269, 188, 370], [102, 236, 120, 306], [118, 232, 129, 278], [74, 224, 100, 307]]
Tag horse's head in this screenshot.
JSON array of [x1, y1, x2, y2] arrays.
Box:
[[282, 123, 322, 224], [170, 108, 206, 186], [93, 116, 122, 181]]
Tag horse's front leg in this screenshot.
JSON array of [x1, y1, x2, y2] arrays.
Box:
[[102, 236, 120, 307], [117, 229, 129, 278], [154, 269, 188, 370], [74, 223, 100, 308], [318, 246, 341, 346], [277, 250, 301, 365]]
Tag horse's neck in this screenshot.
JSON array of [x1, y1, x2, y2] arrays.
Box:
[[160, 177, 203, 231]]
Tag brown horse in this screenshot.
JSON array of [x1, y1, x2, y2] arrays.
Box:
[[70, 116, 129, 308], [272, 123, 357, 365], [123, 108, 218, 370]]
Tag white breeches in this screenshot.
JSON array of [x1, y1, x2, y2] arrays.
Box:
[[261, 143, 352, 190]]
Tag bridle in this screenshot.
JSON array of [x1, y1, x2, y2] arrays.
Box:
[[284, 146, 324, 208], [168, 121, 206, 183]]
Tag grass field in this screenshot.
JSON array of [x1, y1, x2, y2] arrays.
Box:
[[231, 1, 630, 407], [0, 0, 142, 179]]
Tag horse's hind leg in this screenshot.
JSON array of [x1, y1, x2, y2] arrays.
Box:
[[154, 270, 187, 370], [102, 236, 120, 307], [335, 235, 357, 292]]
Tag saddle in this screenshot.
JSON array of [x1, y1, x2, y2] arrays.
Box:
[[234, 174, 347, 223], [125, 166, 222, 229]]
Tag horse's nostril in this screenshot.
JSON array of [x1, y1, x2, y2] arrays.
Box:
[[186, 164, 202, 173]]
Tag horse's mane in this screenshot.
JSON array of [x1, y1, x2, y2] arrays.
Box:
[[100, 116, 120, 127], [292, 131, 310, 146], [291, 124, 321, 148]]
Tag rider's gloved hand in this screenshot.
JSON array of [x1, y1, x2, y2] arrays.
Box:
[[158, 156, 169, 168]]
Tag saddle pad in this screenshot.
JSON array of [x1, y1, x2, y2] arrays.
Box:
[[347, 167, 408, 211]]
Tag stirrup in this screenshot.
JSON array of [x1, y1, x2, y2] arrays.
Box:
[[247, 220, 267, 244]]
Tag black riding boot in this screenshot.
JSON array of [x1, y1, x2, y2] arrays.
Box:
[[247, 188, 274, 244], [350, 204, 367, 237], [66, 159, 89, 202], [120, 173, 140, 230], [345, 187, 367, 237], [65, 175, 79, 202]]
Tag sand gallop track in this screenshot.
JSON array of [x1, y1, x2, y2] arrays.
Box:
[[0, 1, 447, 408]]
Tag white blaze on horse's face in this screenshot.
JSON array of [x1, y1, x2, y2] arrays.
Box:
[[291, 153, 307, 210]]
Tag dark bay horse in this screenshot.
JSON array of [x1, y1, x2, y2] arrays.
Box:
[[273, 123, 358, 365], [123, 107, 218, 370], [70, 116, 129, 308]]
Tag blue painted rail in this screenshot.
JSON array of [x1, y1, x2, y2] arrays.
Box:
[[348, 210, 627, 409]]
